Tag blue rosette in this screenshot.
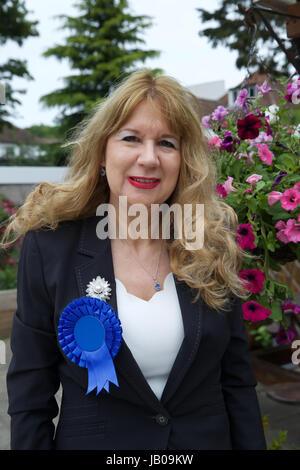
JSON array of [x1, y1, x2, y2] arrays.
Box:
[[58, 296, 122, 396]]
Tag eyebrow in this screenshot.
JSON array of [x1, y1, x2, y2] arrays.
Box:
[[119, 128, 179, 141]]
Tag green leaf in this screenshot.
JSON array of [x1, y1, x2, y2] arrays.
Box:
[[269, 301, 283, 321], [275, 153, 294, 171]]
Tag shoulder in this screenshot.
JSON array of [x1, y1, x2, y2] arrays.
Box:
[[20, 216, 89, 261]]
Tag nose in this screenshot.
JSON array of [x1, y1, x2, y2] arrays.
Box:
[[137, 140, 160, 166]]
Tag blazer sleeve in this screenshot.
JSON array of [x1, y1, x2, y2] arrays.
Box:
[[221, 296, 267, 450], [6, 230, 61, 450]]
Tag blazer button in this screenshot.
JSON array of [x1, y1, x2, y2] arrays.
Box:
[[155, 414, 169, 426]]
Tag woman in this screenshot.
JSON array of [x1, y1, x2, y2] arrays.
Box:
[[2, 68, 267, 450]]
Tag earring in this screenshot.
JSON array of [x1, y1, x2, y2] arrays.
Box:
[[100, 166, 106, 176]]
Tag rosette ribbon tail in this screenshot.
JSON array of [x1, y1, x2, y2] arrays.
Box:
[[83, 343, 119, 396]]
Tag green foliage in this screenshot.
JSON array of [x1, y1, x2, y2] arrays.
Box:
[[249, 325, 273, 348], [263, 414, 289, 450], [26, 124, 64, 140], [40, 0, 163, 133], [197, 0, 295, 75], [0, 0, 39, 128]]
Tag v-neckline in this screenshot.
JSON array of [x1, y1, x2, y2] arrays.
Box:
[[115, 272, 173, 304]]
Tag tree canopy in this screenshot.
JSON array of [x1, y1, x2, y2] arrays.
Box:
[[40, 0, 162, 135], [0, 0, 39, 129], [197, 0, 297, 76]]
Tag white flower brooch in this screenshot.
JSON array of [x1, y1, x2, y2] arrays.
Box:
[[86, 275, 112, 301]]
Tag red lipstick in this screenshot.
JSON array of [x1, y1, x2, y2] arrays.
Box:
[[128, 176, 160, 189]]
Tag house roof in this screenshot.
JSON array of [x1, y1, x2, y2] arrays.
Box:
[[230, 71, 289, 107], [0, 124, 61, 145]]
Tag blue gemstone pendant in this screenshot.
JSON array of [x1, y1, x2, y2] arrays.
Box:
[[154, 282, 161, 291]]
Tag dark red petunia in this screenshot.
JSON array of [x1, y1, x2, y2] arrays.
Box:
[[237, 113, 262, 140]]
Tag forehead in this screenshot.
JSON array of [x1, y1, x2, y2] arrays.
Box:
[[119, 99, 177, 135]]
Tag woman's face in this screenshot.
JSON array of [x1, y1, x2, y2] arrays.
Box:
[[101, 99, 181, 209]]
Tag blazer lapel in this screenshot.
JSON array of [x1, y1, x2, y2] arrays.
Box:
[[73, 215, 204, 410]]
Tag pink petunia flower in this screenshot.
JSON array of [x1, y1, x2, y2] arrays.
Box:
[[223, 176, 237, 194], [235, 88, 249, 112], [211, 106, 229, 121], [268, 191, 282, 206], [242, 300, 272, 322], [208, 135, 222, 151], [251, 131, 273, 145], [202, 115, 211, 128], [236, 223, 256, 249], [246, 174, 262, 186], [256, 80, 272, 95], [6, 258, 16, 264], [281, 188, 300, 211], [293, 181, 300, 190], [275, 220, 289, 244], [284, 219, 300, 243], [256, 144, 274, 165], [238, 269, 265, 293]]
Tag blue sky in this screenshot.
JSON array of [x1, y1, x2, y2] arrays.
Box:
[[2, 0, 246, 128]]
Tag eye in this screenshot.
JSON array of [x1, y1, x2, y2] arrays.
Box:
[[159, 140, 175, 148], [123, 135, 139, 142]]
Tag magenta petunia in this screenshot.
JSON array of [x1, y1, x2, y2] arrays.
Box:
[[237, 113, 262, 140], [238, 269, 265, 293], [216, 183, 227, 198], [236, 223, 256, 249], [281, 188, 300, 211], [242, 300, 272, 322], [275, 326, 297, 345], [281, 298, 300, 315]]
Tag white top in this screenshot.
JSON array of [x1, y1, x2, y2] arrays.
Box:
[[115, 272, 185, 401]]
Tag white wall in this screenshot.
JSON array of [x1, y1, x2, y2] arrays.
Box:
[[0, 166, 68, 184], [187, 80, 226, 101]]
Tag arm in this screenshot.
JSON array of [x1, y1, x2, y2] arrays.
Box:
[[221, 296, 267, 450], [6, 230, 61, 450]]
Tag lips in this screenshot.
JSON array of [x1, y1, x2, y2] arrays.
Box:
[[128, 176, 161, 189], [129, 176, 160, 182]]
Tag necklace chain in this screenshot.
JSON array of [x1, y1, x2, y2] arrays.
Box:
[[119, 239, 163, 291]]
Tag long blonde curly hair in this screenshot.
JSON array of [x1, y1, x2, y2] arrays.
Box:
[[0, 68, 252, 311]]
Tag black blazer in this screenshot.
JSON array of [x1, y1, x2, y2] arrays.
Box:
[[6, 215, 267, 450]]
